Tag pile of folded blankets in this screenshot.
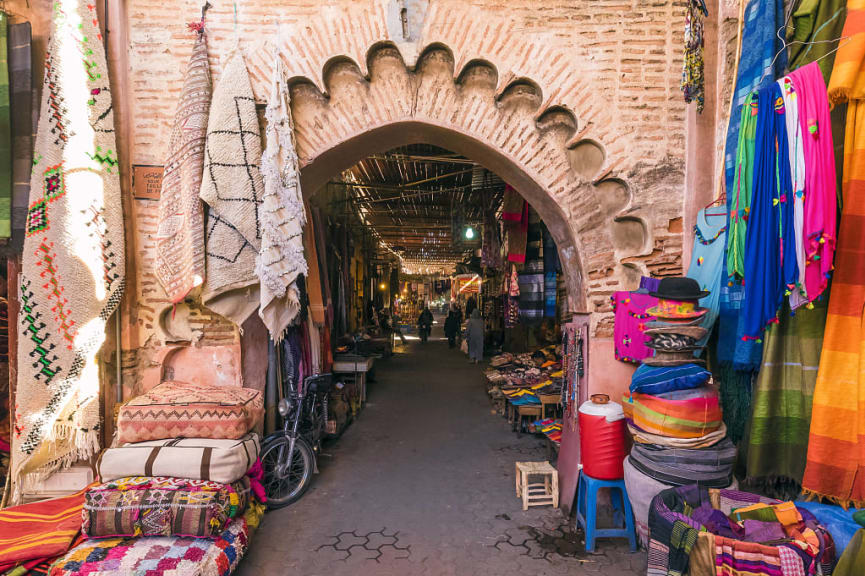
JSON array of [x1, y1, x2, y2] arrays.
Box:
[[530, 418, 562, 445], [648, 485, 837, 576], [621, 278, 736, 546], [0, 380, 267, 576]]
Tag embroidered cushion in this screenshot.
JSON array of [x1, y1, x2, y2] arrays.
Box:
[[629, 363, 710, 396], [82, 476, 249, 539], [98, 434, 260, 485], [116, 381, 263, 444]]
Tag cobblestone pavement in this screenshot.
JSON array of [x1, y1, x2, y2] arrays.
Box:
[[238, 328, 645, 575]]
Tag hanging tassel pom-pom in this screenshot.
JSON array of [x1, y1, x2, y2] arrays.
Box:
[[187, 20, 205, 32]]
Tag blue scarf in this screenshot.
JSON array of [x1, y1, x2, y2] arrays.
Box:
[[742, 83, 797, 340]]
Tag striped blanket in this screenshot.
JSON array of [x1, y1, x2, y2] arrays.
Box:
[[0, 488, 86, 571], [803, 0, 865, 508], [624, 387, 722, 439], [629, 438, 736, 488]]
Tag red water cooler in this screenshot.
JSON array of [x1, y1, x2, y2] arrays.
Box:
[[578, 394, 626, 479]]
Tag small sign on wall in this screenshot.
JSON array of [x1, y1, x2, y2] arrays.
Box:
[[133, 165, 164, 200]]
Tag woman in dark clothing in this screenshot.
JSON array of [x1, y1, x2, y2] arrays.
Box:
[[417, 304, 433, 344], [444, 306, 460, 348]]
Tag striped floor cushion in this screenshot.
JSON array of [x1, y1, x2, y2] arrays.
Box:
[[98, 434, 260, 484], [83, 476, 249, 539]]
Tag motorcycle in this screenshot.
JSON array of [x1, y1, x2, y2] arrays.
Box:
[[260, 372, 332, 508]]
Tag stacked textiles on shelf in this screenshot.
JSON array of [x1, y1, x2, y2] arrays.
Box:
[[531, 418, 562, 444], [485, 345, 563, 409], [46, 380, 266, 576]]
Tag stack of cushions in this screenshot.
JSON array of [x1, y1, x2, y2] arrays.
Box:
[[48, 380, 265, 576], [618, 278, 736, 544]]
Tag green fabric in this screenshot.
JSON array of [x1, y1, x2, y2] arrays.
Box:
[[786, 0, 847, 84], [727, 91, 758, 280], [835, 529, 865, 576], [0, 14, 10, 238], [854, 510, 865, 528], [742, 297, 828, 500]]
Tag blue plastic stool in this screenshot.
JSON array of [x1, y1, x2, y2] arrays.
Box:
[[575, 471, 637, 552]]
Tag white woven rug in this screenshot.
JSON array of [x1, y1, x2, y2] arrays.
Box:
[[200, 49, 262, 326], [14, 0, 125, 500]]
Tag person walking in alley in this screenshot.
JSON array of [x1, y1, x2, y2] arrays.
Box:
[[444, 305, 461, 348], [466, 308, 484, 363], [418, 303, 433, 344]]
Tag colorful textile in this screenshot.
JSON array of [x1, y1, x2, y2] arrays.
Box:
[[625, 387, 722, 439], [789, 62, 837, 304], [155, 27, 210, 304], [200, 49, 262, 326], [778, 75, 808, 308], [0, 488, 85, 569], [681, 0, 706, 112], [97, 434, 260, 484], [83, 476, 249, 539], [686, 207, 726, 342], [612, 291, 657, 363], [628, 421, 728, 450], [257, 51, 307, 340], [835, 528, 865, 576], [505, 198, 528, 264], [630, 363, 710, 396], [116, 381, 263, 444], [14, 1, 126, 498], [787, 0, 847, 84], [303, 203, 326, 325], [742, 83, 797, 340], [723, 0, 786, 205], [518, 273, 544, 323], [728, 93, 758, 281], [629, 438, 736, 488], [52, 509, 251, 576], [803, 3, 865, 508], [743, 300, 827, 501], [0, 13, 10, 238], [648, 485, 833, 576]]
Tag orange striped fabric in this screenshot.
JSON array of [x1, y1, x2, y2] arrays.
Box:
[[802, 1, 865, 508], [0, 488, 86, 569]]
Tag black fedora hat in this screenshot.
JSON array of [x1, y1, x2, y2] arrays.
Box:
[[649, 277, 709, 301]]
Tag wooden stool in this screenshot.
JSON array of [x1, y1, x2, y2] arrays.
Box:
[[539, 393, 562, 419], [515, 404, 542, 435], [515, 461, 559, 510]]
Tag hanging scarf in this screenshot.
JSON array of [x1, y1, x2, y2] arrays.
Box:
[[742, 83, 797, 341], [13, 0, 125, 500], [786, 0, 847, 84], [727, 92, 758, 280], [304, 205, 326, 326], [742, 299, 828, 501], [778, 76, 809, 308], [257, 54, 307, 340], [200, 49, 262, 326], [0, 13, 10, 238], [723, 0, 787, 200], [681, 0, 706, 112], [803, 0, 865, 507], [789, 62, 838, 304], [155, 26, 210, 304]]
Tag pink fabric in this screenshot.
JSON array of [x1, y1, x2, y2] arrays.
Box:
[[246, 459, 267, 503], [612, 292, 658, 363], [790, 62, 837, 303], [778, 546, 806, 576]]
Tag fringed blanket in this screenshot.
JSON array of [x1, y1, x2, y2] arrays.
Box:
[[200, 49, 262, 326], [13, 0, 125, 499], [256, 53, 307, 339], [743, 300, 827, 501], [648, 485, 834, 576], [155, 27, 210, 304], [803, 0, 865, 508]]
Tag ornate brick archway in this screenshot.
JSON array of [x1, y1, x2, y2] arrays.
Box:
[[266, 42, 622, 314]]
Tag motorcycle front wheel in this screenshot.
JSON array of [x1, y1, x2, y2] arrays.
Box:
[[261, 435, 315, 509]]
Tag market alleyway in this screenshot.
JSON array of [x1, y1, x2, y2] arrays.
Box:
[[238, 322, 645, 576]]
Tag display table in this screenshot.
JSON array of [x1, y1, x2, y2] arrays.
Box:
[[333, 355, 375, 404]]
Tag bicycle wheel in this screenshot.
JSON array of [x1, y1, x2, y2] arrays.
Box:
[[261, 435, 315, 508]]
